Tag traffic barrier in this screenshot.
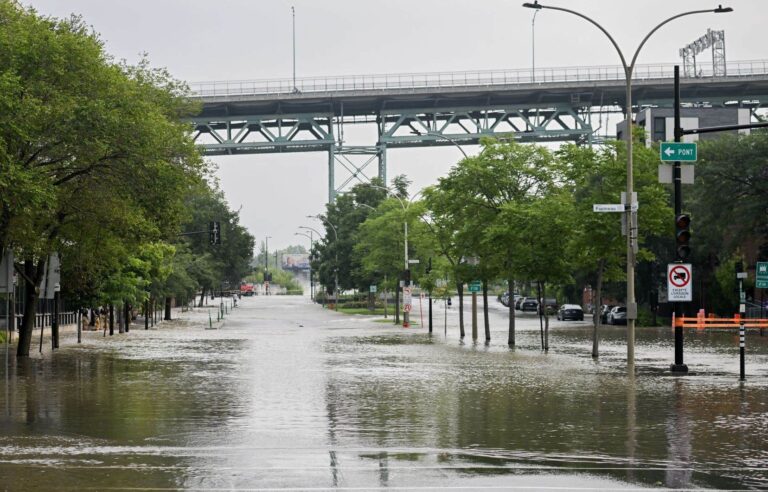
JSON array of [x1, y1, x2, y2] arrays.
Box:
[[673, 313, 768, 330]]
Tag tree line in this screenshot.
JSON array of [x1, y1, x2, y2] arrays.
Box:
[[310, 130, 768, 354], [0, 2, 255, 356]]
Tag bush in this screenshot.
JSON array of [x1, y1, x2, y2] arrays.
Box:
[[636, 305, 659, 327]]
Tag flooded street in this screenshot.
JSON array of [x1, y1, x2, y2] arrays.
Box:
[[2, 295, 768, 490]]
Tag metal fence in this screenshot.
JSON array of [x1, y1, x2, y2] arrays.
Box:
[[189, 60, 768, 99]]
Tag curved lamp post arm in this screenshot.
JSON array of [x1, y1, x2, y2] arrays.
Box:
[[630, 9, 728, 71], [523, 2, 628, 75]]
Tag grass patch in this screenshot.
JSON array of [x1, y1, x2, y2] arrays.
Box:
[[337, 307, 390, 316], [372, 318, 419, 326]]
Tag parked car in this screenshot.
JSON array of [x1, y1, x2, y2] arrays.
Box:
[[599, 304, 615, 324], [539, 298, 559, 314], [521, 298, 539, 312], [499, 292, 510, 306], [607, 306, 627, 325], [515, 296, 526, 310], [557, 304, 584, 321]]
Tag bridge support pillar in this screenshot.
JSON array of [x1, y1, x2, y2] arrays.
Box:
[[377, 143, 387, 186], [328, 144, 336, 203]]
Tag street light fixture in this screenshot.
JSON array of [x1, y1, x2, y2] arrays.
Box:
[[522, 1, 732, 369], [410, 130, 469, 159]]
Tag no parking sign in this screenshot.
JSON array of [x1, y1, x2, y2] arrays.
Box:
[[668, 263, 692, 302]]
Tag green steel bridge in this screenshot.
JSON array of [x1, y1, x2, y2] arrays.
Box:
[[189, 60, 768, 201]]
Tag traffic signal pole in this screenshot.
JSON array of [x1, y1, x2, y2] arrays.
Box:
[[671, 66, 689, 374]]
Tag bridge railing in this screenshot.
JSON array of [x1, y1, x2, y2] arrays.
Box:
[[190, 60, 768, 99]]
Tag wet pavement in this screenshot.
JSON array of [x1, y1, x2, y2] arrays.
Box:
[[2, 295, 768, 490]]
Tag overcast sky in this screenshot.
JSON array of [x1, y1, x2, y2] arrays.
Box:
[[25, 0, 767, 252]]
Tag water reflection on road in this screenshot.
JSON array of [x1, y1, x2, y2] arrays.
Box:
[[2, 295, 767, 489]]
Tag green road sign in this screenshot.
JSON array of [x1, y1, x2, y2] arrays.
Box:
[[758, 262, 768, 289], [468, 281, 482, 293], [660, 142, 697, 162]]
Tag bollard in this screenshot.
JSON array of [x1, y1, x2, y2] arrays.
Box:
[[739, 322, 746, 381]]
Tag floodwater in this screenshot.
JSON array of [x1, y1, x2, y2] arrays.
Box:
[[2, 295, 768, 490]]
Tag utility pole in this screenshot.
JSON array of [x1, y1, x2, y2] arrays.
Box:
[[671, 65, 689, 374]]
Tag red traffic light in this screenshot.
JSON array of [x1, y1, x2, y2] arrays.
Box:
[[675, 214, 691, 230]]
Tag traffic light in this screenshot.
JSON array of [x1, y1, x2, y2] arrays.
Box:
[[675, 214, 691, 260], [425, 257, 432, 274], [209, 221, 221, 245], [403, 269, 411, 284]]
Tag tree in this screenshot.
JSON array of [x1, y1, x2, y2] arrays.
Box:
[[0, 4, 206, 356], [429, 138, 557, 345], [558, 136, 670, 356]]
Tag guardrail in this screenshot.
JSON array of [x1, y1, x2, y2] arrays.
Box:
[[189, 60, 768, 98]]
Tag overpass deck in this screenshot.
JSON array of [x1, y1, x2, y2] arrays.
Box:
[[188, 60, 768, 201]]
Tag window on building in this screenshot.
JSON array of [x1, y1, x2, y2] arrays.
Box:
[[653, 117, 666, 142]]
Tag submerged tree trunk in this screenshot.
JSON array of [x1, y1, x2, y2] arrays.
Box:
[[537, 281, 544, 350], [198, 286, 207, 307], [507, 277, 515, 346], [592, 258, 605, 358], [482, 279, 490, 342], [542, 281, 549, 352], [457, 282, 465, 338], [164, 296, 172, 321], [17, 258, 44, 357], [394, 286, 400, 325]]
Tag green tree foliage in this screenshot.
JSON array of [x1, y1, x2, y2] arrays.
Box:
[[558, 139, 670, 352], [0, 3, 222, 355]]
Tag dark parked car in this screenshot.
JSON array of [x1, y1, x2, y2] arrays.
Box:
[[607, 306, 627, 325], [521, 298, 539, 312], [515, 297, 526, 310], [599, 304, 615, 324], [557, 304, 584, 321]]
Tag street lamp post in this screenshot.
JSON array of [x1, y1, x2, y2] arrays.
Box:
[[522, 1, 732, 369], [308, 215, 339, 311], [295, 231, 315, 300]]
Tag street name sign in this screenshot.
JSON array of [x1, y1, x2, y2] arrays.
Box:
[[668, 263, 693, 302], [757, 262, 768, 289], [468, 281, 482, 293], [593, 203, 638, 212], [660, 142, 697, 162], [593, 204, 624, 212]]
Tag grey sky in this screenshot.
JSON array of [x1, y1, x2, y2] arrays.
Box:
[[25, 0, 767, 251]]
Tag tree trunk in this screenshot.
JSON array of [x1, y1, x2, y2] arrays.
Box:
[[164, 297, 172, 320], [124, 302, 130, 333], [394, 285, 400, 325], [482, 279, 490, 342], [592, 258, 605, 358], [537, 281, 544, 350], [508, 277, 515, 346], [457, 282, 465, 338], [110, 304, 115, 335], [17, 259, 43, 357], [542, 281, 549, 351], [198, 286, 206, 307]]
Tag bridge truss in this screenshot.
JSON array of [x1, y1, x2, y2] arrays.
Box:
[[190, 61, 768, 201]]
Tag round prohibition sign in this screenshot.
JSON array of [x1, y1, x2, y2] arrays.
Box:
[[669, 265, 691, 288]]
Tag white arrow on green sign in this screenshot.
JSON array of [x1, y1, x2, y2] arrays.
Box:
[[660, 142, 697, 162]]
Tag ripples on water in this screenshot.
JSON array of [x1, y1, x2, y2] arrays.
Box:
[[1, 298, 767, 489]]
